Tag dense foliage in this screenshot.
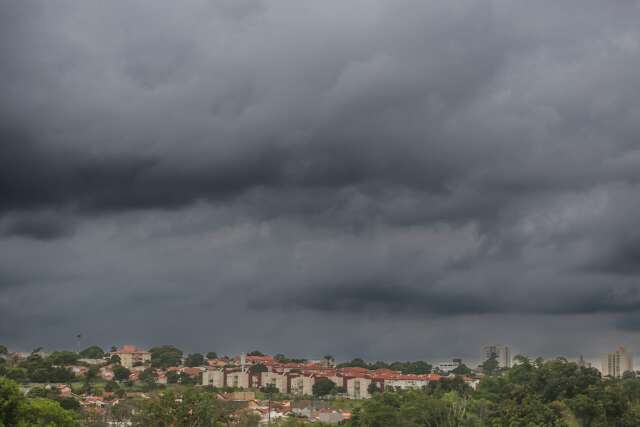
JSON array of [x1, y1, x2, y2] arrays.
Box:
[[185, 353, 205, 367], [79, 346, 105, 359], [312, 378, 337, 397], [0, 377, 79, 426], [337, 358, 433, 374], [149, 345, 183, 368], [348, 357, 640, 426], [0, 353, 75, 383]]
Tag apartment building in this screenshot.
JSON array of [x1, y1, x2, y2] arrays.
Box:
[[481, 345, 511, 369], [260, 371, 288, 393], [113, 345, 151, 369], [601, 346, 633, 378], [202, 369, 225, 388], [346, 376, 373, 399], [226, 370, 250, 389]]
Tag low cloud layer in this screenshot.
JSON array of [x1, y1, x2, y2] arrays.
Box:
[[2, 0, 640, 362]]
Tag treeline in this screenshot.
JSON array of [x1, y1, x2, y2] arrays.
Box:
[[347, 356, 640, 426], [336, 358, 433, 374], [0, 352, 76, 383], [0, 377, 79, 426]]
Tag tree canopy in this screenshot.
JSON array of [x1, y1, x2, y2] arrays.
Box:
[[312, 378, 337, 397], [0, 377, 79, 426], [336, 358, 432, 374], [48, 351, 79, 366], [113, 365, 131, 381], [185, 353, 205, 367], [149, 345, 183, 368], [249, 363, 268, 375], [79, 345, 105, 359]]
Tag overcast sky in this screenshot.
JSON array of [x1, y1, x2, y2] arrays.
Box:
[[2, 0, 640, 364]]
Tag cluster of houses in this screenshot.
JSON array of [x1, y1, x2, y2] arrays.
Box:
[[8, 345, 481, 425], [65, 346, 479, 400], [212, 391, 353, 425], [200, 353, 480, 400]]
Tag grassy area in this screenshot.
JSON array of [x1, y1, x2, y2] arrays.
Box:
[[324, 399, 361, 410]]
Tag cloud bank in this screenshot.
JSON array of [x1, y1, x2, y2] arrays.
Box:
[[2, 0, 640, 361]]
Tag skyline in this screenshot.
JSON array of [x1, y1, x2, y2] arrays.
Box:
[[3, 1, 640, 361]]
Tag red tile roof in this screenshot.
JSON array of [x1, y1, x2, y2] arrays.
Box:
[[118, 345, 149, 354]]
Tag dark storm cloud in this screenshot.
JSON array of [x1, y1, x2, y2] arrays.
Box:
[[2, 0, 640, 360]]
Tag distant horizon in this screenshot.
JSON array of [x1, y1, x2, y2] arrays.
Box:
[[5, 341, 635, 372]]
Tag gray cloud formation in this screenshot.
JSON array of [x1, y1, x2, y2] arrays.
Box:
[[2, 0, 640, 361]]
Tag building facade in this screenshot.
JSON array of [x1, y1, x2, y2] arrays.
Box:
[[114, 345, 151, 369], [481, 345, 511, 369], [601, 346, 633, 378]]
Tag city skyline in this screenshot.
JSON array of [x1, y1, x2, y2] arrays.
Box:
[[3, 1, 640, 361]]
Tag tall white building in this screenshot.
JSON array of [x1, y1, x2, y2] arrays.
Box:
[[601, 346, 633, 378], [481, 345, 511, 369]]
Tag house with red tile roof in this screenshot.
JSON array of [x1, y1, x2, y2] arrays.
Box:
[[112, 345, 151, 369]]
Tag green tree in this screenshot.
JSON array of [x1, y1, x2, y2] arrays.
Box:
[[18, 397, 79, 426], [166, 371, 180, 384], [1, 377, 79, 427], [110, 354, 121, 365], [59, 397, 81, 411], [1, 376, 24, 425], [336, 358, 368, 369], [312, 378, 336, 397], [206, 352, 218, 359], [149, 345, 183, 368], [49, 366, 75, 383], [185, 353, 205, 367], [389, 360, 433, 374], [249, 363, 268, 375], [79, 346, 105, 359], [139, 367, 157, 388], [48, 351, 79, 366], [367, 382, 381, 395], [0, 345, 8, 355], [5, 367, 28, 382], [247, 350, 264, 356], [113, 365, 131, 381], [27, 387, 50, 398], [451, 363, 472, 375], [481, 353, 499, 375], [568, 393, 601, 427]]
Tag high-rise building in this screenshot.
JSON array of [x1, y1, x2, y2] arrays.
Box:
[[601, 346, 633, 378], [481, 345, 511, 368]]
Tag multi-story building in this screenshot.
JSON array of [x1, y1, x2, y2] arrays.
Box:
[[113, 345, 151, 369], [481, 345, 511, 369], [383, 374, 441, 391], [601, 346, 633, 378], [346, 376, 373, 399], [202, 369, 225, 387], [260, 371, 287, 392], [226, 370, 249, 389]]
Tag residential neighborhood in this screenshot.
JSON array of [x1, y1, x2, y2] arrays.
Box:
[[0, 343, 485, 426], [4, 342, 640, 426]]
